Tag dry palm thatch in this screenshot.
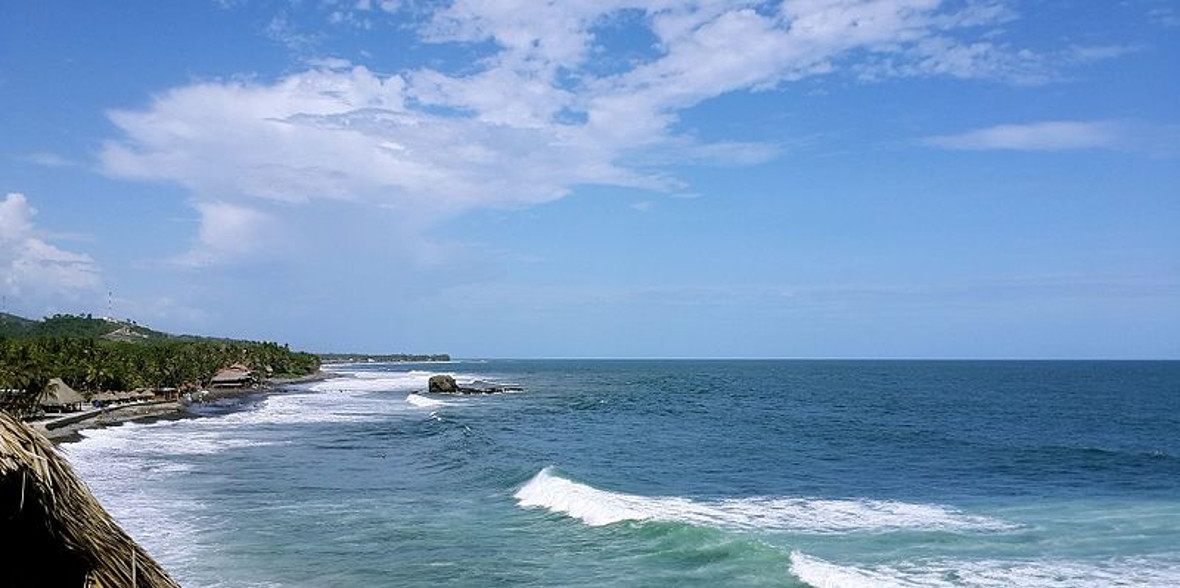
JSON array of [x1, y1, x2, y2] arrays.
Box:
[[41, 378, 86, 410], [0, 411, 180, 587]]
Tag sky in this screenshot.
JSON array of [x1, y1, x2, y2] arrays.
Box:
[[1, 0, 1177, 358]]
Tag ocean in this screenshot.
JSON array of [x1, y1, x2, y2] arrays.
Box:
[[62, 360, 1180, 587]]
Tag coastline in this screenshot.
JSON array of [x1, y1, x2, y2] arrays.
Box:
[[41, 370, 338, 445]]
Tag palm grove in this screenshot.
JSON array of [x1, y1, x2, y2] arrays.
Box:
[[0, 314, 320, 417]]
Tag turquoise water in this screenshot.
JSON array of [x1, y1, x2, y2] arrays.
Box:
[[63, 361, 1180, 587]]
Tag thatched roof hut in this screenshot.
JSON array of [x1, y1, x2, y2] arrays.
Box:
[[210, 364, 253, 388], [0, 411, 179, 587], [40, 378, 86, 411], [155, 387, 179, 401], [126, 389, 153, 401], [92, 392, 120, 405]]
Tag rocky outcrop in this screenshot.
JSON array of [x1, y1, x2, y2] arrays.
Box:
[[461, 380, 524, 394], [427, 374, 522, 394], [428, 375, 458, 393]]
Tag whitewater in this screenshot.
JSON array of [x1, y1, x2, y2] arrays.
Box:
[[61, 360, 1180, 586]]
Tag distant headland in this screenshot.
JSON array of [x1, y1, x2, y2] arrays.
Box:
[[319, 353, 451, 363]]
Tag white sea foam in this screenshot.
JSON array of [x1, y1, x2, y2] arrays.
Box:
[[67, 422, 272, 455], [61, 424, 213, 580], [790, 551, 1180, 588], [59, 386, 416, 583], [236, 370, 484, 425], [515, 467, 1012, 533], [310, 369, 439, 392], [311, 369, 489, 396], [406, 393, 445, 408], [61, 364, 489, 586]]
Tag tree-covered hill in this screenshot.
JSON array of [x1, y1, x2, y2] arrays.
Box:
[[0, 312, 35, 335], [0, 313, 170, 340], [0, 313, 320, 418]]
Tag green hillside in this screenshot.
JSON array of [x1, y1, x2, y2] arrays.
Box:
[[0, 312, 35, 335], [0, 313, 171, 341]]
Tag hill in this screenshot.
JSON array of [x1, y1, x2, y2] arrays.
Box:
[[0, 312, 35, 335], [0, 313, 171, 341], [0, 313, 322, 417]]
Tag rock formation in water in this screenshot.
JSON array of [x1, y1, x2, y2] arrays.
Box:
[[428, 375, 459, 393], [427, 374, 522, 394]]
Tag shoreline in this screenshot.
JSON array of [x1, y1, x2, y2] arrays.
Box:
[[41, 370, 338, 445]]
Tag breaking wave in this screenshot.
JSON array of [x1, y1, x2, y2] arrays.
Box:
[[406, 393, 445, 408], [789, 551, 1180, 588], [515, 467, 1012, 533], [311, 369, 439, 393]]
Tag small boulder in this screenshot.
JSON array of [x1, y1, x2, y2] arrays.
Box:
[[428, 375, 458, 393]]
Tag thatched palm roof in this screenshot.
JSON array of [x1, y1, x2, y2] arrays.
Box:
[[0, 411, 180, 587], [211, 365, 252, 383], [40, 378, 86, 407], [92, 392, 120, 403]]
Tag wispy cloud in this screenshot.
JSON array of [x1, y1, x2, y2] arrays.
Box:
[[924, 120, 1180, 155], [174, 201, 278, 268], [923, 121, 1123, 151], [22, 152, 76, 168], [1067, 44, 1141, 62], [101, 1, 1134, 266], [264, 12, 321, 53], [1148, 7, 1180, 28]]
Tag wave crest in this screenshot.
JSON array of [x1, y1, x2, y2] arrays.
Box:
[[406, 394, 445, 408], [515, 467, 1012, 533], [789, 551, 1180, 588]]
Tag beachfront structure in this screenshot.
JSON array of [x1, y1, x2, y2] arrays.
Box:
[[90, 389, 155, 407], [0, 411, 180, 587], [91, 391, 121, 407], [210, 364, 254, 388], [39, 378, 86, 413]]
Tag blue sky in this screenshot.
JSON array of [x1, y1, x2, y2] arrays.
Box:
[[1, 0, 1177, 358]]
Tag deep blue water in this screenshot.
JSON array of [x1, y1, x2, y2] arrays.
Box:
[[64, 360, 1180, 587]]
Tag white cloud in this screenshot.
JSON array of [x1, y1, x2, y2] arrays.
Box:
[[101, 1, 1118, 266], [175, 202, 277, 267], [1067, 44, 1141, 62], [0, 193, 101, 301], [923, 121, 1123, 151], [0, 193, 34, 236]]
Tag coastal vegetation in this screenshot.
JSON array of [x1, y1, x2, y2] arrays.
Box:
[[0, 312, 169, 340], [0, 313, 320, 418]]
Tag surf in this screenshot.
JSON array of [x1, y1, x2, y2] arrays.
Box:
[[789, 551, 1180, 588], [406, 393, 445, 408], [515, 467, 1013, 533]]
